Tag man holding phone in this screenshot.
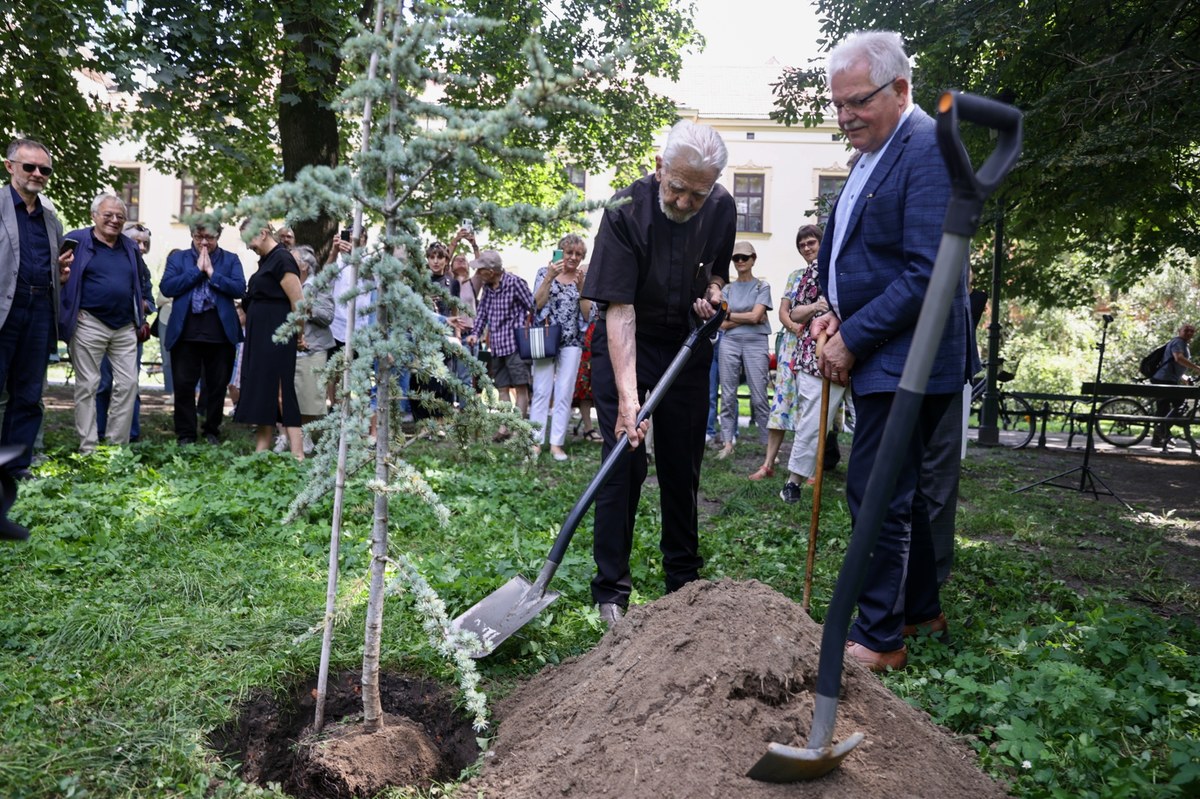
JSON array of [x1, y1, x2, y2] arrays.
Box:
[[0, 139, 73, 478]]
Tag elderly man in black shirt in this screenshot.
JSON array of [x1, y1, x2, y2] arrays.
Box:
[[583, 120, 736, 625]]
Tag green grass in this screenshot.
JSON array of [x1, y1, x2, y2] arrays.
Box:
[[1, 416, 1197, 798]]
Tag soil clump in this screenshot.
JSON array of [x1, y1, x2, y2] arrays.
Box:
[[209, 671, 478, 799], [465, 579, 1009, 798]]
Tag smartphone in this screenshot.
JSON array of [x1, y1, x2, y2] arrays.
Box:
[[59, 238, 78, 256], [460, 218, 473, 233], [553, 248, 563, 262], [339, 229, 351, 242]]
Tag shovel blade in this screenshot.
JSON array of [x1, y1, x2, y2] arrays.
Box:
[[745, 733, 865, 782], [451, 575, 561, 658]]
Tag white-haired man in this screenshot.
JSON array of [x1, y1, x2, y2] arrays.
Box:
[[60, 194, 149, 451], [809, 31, 972, 671], [583, 120, 736, 624]]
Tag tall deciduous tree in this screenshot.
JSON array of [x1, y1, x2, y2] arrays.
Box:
[[115, 0, 699, 253], [1, 0, 128, 225], [771, 0, 1200, 306]]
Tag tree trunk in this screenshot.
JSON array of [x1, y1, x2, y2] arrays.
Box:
[[279, 9, 342, 259], [361, 307, 390, 733]]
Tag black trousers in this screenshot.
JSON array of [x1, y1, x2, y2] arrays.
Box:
[[1150, 378, 1184, 442], [171, 340, 235, 441], [589, 321, 713, 606]]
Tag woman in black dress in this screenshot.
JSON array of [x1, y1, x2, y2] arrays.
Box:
[[232, 222, 306, 458]]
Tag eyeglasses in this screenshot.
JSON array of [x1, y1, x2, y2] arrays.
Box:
[[98, 212, 127, 222], [9, 161, 53, 176], [192, 232, 218, 241], [833, 77, 898, 114], [732, 254, 754, 263], [799, 238, 820, 248]]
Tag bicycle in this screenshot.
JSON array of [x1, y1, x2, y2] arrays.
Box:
[[968, 363, 1037, 449], [1094, 378, 1198, 449]]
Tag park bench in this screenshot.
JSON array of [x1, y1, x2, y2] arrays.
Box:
[[1008, 391, 1100, 448], [1080, 381, 1200, 456]]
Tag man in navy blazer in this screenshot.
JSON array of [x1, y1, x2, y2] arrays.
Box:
[[160, 221, 246, 445], [809, 31, 971, 672]]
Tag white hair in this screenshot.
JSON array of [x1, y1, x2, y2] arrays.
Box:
[[90, 193, 127, 216], [661, 120, 728, 176], [827, 31, 914, 93]]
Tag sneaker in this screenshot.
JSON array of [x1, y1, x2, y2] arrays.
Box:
[[302, 432, 315, 455], [779, 481, 804, 504], [205, 433, 220, 446], [272, 434, 288, 453]]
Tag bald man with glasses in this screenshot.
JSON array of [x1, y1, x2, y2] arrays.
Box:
[[0, 139, 73, 478]]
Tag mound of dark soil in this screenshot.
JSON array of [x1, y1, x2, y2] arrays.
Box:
[[465, 579, 1009, 798], [209, 671, 478, 799]]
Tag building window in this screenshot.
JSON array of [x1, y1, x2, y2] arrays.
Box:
[[565, 165, 586, 192], [816, 174, 847, 227], [180, 174, 201, 217], [118, 168, 140, 223], [734, 173, 764, 233]]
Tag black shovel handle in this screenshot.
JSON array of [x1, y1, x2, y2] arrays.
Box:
[[543, 302, 729, 567], [814, 93, 1023, 701], [936, 91, 1024, 238]]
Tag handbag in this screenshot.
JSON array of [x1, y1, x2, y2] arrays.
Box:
[[515, 314, 562, 361]]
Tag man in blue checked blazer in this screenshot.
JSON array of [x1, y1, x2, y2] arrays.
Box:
[[809, 31, 972, 673]]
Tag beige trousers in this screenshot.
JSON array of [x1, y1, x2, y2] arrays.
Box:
[[70, 311, 138, 451]]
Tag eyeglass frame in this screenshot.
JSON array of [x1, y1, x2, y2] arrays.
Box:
[[7, 160, 53, 177], [96, 211, 127, 222], [832, 77, 899, 115]]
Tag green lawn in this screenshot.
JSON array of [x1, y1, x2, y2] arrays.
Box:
[[1, 411, 1197, 798]]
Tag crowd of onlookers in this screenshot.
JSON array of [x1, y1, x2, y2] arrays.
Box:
[[1, 135, 622, 477], [703, 226, 849, 504], [2, 135, 847, 494]]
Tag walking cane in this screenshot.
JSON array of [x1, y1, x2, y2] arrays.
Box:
[[802, 333, 830, 613]]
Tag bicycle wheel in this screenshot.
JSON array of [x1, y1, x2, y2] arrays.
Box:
[[1095, 397, 1149, 448], [997, 394, 1036, 449]]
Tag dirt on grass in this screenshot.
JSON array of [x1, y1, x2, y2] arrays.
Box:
[[463, 579, 1009, 799]]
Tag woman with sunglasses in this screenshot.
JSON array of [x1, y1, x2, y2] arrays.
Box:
[[716, 241, 772, 460]]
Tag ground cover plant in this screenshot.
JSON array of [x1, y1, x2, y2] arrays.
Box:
[[1, 405, 1197, 798]]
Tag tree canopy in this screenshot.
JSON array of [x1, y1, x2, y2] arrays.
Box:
[[0, 0, 129, 224], [771, 0, 1200, 306], [112, 0, 699, 250]]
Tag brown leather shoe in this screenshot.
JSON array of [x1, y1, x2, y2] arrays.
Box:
[[846, 641, 908, 672], [902, 612, 949, 640]]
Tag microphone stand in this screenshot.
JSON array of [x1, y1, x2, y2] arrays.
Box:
[[1015, 314, 1131, 509]]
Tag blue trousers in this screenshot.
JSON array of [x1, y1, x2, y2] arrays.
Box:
[[845, 389, 953, 653], [0, 287, 54, 470], [706, 333, 720, 437]]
